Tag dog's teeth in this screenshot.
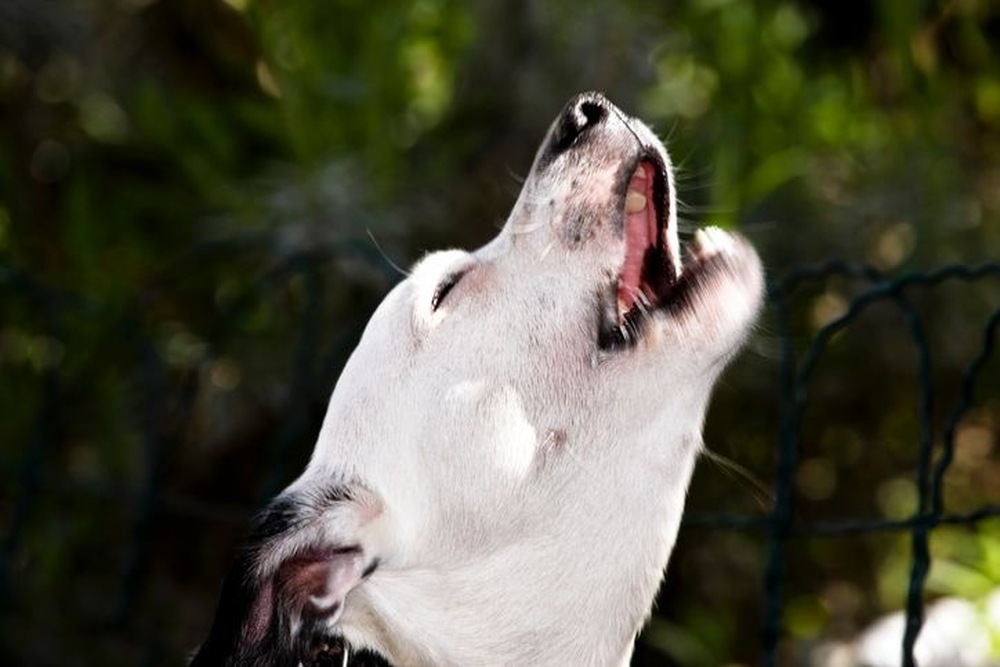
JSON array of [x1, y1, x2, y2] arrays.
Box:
[[625, 163, 649, 214], [625, 190, 647, 213], [693, 226, 733, 257], [693, 228, 713, 252]]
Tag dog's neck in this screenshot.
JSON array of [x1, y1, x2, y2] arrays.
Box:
[[338, 458, 695, 667]]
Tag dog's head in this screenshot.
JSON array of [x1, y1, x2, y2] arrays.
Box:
[[192, 92, 764, 667]]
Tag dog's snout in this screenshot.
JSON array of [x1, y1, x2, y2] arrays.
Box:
[[546, 93, 610, 159]]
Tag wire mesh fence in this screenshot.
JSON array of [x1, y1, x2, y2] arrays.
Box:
[[705, 260, 1000, 666], [1, 243, 998, 666]]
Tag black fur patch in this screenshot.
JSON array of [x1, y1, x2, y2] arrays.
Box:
[[190, 484, 355, 667]]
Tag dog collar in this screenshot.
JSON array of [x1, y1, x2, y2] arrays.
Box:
[[303, 635, 394, 667]]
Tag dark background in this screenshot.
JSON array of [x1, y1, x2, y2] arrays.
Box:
[[1, 0, 999, 665]]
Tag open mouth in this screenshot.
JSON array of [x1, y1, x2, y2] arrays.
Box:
[[597, 157, 739, 351]]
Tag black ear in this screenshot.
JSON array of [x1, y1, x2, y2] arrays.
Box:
[[190, 490, 370, 667]]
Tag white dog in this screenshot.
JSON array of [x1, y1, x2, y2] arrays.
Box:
[[191, 92, 764, 667]]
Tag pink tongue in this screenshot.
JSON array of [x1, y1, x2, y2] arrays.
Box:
[[618, 163, 657, 313]]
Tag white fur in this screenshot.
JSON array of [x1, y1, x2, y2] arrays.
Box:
[[207, 93, 764, 667]]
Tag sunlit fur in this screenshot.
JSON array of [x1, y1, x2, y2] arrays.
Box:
[[193, 93, 764, 667]]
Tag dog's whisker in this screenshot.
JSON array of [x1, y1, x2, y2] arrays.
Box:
[[505, 166, 528, 185], [366, 229, 411, 278], [552, 436, 607, 485], [510, 221, 544, 236], [700, 448, 774, 511]]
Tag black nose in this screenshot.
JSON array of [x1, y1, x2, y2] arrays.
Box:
[[547, 93, 609, 157]]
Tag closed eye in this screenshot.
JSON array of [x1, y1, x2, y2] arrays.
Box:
[[431, 270, 467, 311]]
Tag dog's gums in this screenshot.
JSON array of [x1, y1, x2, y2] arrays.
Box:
[[192, 92, 764, 667], [601, 150, 755, 352], [618, 161, 660, 314]]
